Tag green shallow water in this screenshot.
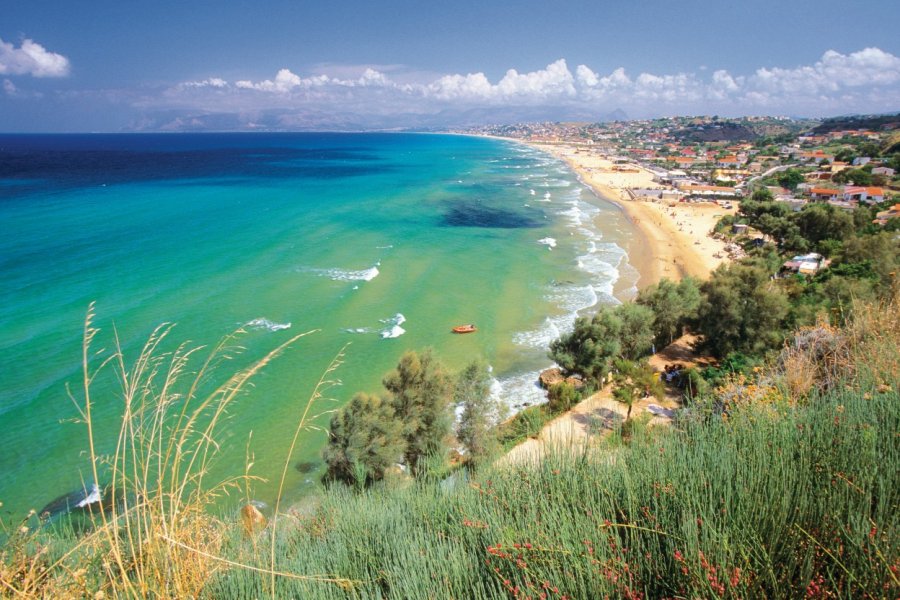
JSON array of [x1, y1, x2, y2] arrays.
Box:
[[0, 132, 640, 516]]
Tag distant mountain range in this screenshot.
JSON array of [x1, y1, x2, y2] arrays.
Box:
[[126, 107, 631, 133]]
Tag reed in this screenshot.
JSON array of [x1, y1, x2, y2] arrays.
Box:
[[2, 299, 897, 598]]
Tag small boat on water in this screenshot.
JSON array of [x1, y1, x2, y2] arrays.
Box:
[[452, 324, 477, 334]]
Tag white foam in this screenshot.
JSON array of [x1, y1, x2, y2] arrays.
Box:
[[537, 237, 557, 249], [490, 370, 549, 412], [513, 316, 563, 349], [380, 313, 407, 339], [343, 327, 372, 334], [247, 318, 292, 332], [530, 189, 536, 195], [382, 325, 406, 339], [300, 264, 380, 282], [76, 483, 102, 508]]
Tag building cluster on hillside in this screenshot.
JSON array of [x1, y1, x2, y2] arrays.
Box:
[[462, 115, 899, 225]]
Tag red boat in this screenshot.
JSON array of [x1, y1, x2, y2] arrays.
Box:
[[452, 324, 477, 334]]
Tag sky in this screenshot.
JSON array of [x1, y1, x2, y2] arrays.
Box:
[[2, 0, 899, 132]]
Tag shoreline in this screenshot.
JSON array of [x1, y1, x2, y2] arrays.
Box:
[[493, 136, 735, 289]]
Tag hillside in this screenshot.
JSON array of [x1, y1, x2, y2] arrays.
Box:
[[810, 112, 900, 134], [1, 296, 897, 598]]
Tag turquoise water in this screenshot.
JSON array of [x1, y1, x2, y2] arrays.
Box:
[[0, 133, 639, 516]]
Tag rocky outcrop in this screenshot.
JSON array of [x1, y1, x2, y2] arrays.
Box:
[[539, 368, 584, 390], [240, 503, 266, 536], [539, 367, 565, 389]]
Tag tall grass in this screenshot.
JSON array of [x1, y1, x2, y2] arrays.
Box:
[[201, 381, 896, 599], [2, 299, 898, 598], [203, 297, 899, 599], [0, 305, 354, 598]]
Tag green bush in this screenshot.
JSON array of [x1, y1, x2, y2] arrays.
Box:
[[547, 381, 579, 413]]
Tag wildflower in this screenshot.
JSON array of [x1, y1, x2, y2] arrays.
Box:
[[674, 549, 684, 562]]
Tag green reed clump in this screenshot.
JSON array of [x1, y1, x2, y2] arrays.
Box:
[[202, 371, 897, 599], [4, 301, 898, 599]]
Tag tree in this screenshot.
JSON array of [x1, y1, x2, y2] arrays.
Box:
[[549, 308, 623, 383], [382, 349, 452, 473], [323, 393, 405, 486], [834, 148, 855, 163], [549, 303, 654, 384], [833, 168, 872, 186], [455, 359, 498, 467], [793, 204, 855, 252], [838, 232, 900, 293], [611, 359, 664, 426], [616, 303, 656, 360], [695, 262, 790, 357], [750, 187, 774, 202], [637, 277, 701, 347], [776, 169, 805, 191]]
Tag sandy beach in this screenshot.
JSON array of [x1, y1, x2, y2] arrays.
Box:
[[524, 141, 735, 288]]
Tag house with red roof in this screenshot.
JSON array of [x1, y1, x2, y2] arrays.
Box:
[[843, 186, 884, 203], [809, 187, 841, 201], [797, 151, 835, 164]]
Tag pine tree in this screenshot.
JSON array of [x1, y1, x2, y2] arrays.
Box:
[[455, 359, 498, 467], [322, 393, 405, 486], [382, 349, 452, 473]]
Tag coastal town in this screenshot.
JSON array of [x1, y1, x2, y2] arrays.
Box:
[[460, 114, 899, 284]]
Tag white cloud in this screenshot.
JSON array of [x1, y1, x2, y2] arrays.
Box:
[[426, 60, 577, 102], [180, 77, 228, 89], [575, 64, 599, 87], [750, 47, 900, 94], [3, 78, 17, 95], [146, 48, 900, 129], [0, 37, 70, 78], [495, 59, 576, 99]]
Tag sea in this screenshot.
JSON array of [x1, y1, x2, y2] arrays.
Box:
[[0, 132, 640, 517]]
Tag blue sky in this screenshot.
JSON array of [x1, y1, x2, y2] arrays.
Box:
[[2, 0, 899, 131]]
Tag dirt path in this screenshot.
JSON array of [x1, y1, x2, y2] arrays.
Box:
[[501, 334, 710, 466]]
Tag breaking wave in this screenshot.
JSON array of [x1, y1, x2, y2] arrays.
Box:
[[246, 318, 292, 332]]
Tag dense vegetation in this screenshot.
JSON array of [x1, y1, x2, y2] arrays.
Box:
[[810, 112, 900, 134], [2, 120, 899, 597], [1, 297, 896, 598]]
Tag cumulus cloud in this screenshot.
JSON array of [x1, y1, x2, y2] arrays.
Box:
[[141, 47, 900, 130], [750, 47, 900, 94], [3, 78, 16, 95], [426, 59, 576, 102], [0, 37, 70, 78], [180, 77, 228, 89]]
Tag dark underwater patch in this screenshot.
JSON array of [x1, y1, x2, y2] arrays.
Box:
[[442, 201, 542, 228]]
